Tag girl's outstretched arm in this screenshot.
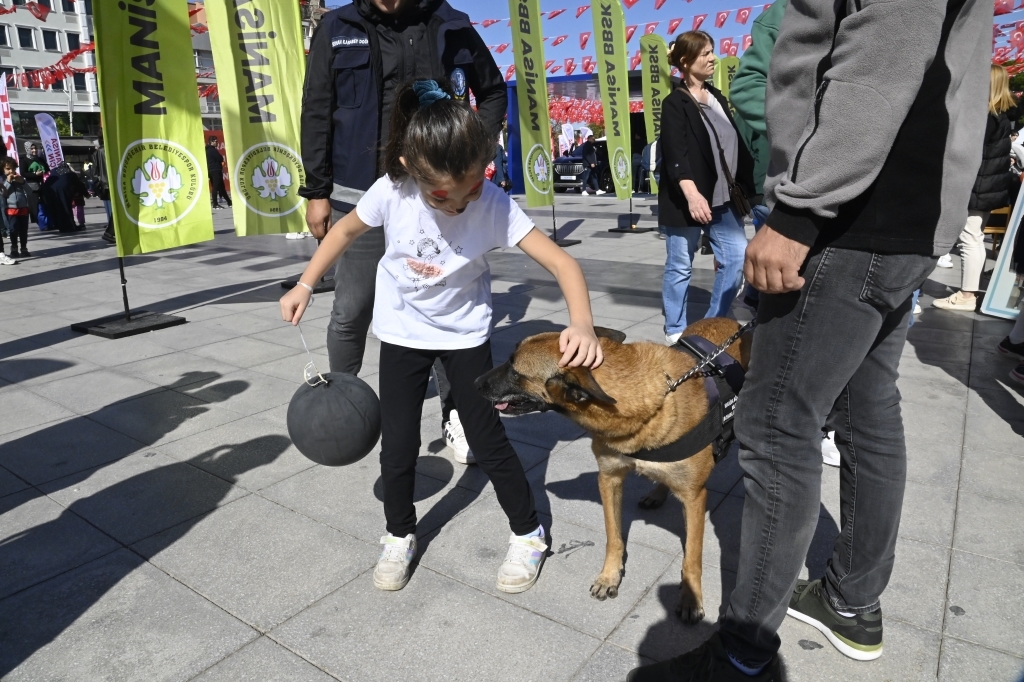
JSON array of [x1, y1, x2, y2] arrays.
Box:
[[279, 211, 372, 325], [517, 228, 602, 368]]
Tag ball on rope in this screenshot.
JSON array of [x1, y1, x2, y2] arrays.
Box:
[[286, 373, 382, 467]]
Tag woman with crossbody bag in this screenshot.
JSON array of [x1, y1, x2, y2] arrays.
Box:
[[658, 31, 755, 344]]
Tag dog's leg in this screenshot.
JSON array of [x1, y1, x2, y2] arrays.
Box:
[[591, 467, 628, 600], [638, 482, 670, 509], [675, 481, 708, 624]]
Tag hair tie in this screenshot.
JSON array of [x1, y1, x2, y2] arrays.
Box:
[[413, 80, 450, 109]]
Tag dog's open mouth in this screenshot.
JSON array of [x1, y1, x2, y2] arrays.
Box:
[[490, 395, 547, 415]]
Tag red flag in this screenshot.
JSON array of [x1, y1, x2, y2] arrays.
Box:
[[576, 5, 590, 17], [654, 0, 668, 8], [761, 3, 772, 12], [582, 55, 594, 73], [26, 1, 51, 21], [585, 61, 596, 73], [996, 0, 1013, 14], [565, 58, 576, 75], [719, 37, 733, 54], [729, 43, 738, 56], [645, 22, 659, 34], [551, 35, 568, 46], [630, 50, 642, 70], [495, 43, 509, 53], [626, 25, 638, 41], [692, 14, 707, 30], [545, 60, 556, 71], [623, 0, 641, 8], [505, 65, 516, 80], [551, 65, 562, 73], [671, 67, 679, 76], [547, 8, 567, 19], [580, 31, 591, 49], [482, 19, 501, 27], [736, 7, 752, 24], [668, 18, 683, 33], [742, 34, 753, 50], [715, 10, 730, 27]]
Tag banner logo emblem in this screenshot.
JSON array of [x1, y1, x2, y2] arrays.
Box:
[[524, 144, 551, 195], [235, 142, 306, 217], [613, 149, 630, 185], [118, 139, 203, 229], [451, 68, 467, 100]]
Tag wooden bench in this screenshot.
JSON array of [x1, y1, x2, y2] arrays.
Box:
[[985, 206, 1011, 255]]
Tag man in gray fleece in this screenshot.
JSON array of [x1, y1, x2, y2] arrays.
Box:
[[629, 0, 990, 679]]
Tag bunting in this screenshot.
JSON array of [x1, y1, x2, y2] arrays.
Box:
[[736, 7, 752, 23], [551, 35, 568, 46], [576, 5, 589, 17], [626, 25, 638, 41], [645, 22, 659, 34], [715, 10, 731, 27], [548, 8, 567, 19], [668, 18, 683, 33], [580, 31, 591, 48], [693, 14, 707, 30]]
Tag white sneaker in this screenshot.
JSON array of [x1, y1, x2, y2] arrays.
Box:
[[913, 303, 922, 315], [932, 291, 976, 311], [595, 189, 607, 195], [936, 254, 954, 268], [821, 431, 840, 467], [496, 532, 548, 593], [285, 232, 308, 240], [373, 533, 417, 591], [0, 253, 16, 265], [665, 332, 682, 346], [443, 410, 475, 464]]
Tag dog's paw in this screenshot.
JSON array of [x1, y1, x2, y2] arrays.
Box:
[[638, 483, 670, 510], [675, 598, 705, 625], [590, 574, 622, 601]]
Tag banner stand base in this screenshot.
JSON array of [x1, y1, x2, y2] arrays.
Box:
[[607, 227, 655, 233], [609, 214, 655, 233], [554, 239, 581, 247], [70, 310, 186, 339], [281, 277, 335, 294]]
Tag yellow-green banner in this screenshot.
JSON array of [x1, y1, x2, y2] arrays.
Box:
[[509, 0, 553, 208], [713, 56, 741, 103], [593, 0, 631, 200], [639, 33, 668, 195], [95, 0, 213, 256], [206, 0, 307, 236]]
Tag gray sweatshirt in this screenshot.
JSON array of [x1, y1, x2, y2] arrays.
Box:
[[764, 0, 991, 255]]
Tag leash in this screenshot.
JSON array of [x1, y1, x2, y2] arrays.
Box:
[[665, 318, 757, 393]]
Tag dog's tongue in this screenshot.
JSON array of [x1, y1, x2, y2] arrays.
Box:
[[494, 402, 509, 411]]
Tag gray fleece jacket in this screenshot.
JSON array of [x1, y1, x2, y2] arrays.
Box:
[[764, 0, 991, 255]]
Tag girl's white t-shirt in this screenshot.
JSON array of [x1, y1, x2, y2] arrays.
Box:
[[356, 175, 535, 350]]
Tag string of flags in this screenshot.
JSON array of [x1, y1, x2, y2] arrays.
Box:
[[472, 2, 772, 31], [4, 43, 96, 89], [0, 1, 52, 22]]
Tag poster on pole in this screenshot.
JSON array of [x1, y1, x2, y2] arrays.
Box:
[[981, 182, 1024, 321], [713, 56, 741, 102], [593, 0, 632, 200], [509, 0, 554, 208], [639, 33, 669, 194], [34, 113, 65, 168], [206, 0, 307, 236], [94, 0, 214, 256], [0, 78, 18, 166]]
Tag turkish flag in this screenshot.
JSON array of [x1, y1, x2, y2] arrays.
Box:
[[719, 37, 733, 54], [505, 65, 516, 81], [626, 25, 638, 41], [645, 22, 659, 34], [630, 51, 642, 70], [761, 3, 772, 12], [654, 0, 668, 8], [576, 5, 589, 17], [996, 0, 1013, 14], [495, 43, 509, 53], [729, 43, 739, 56], [482, 19, 501, 27], [551, 35, 568, 46], [742, 34, 753, 50], [692, 14, 707, 30], [668, 18, 683, 33], [623, 0, 641, 8], [580, 31, 591, 49], [565, 58, 576, 75], [26, 2, 51, 21], [551, 65, 562, 73], [715, 10, 730, 27], [547, 8, 567, 19], [582, 55, 594, 73], [545, 60, 555, 71], [736, 7, 752, 24]]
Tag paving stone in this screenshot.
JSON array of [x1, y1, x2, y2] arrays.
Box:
[[938, 637, 1024, 682], [192, 636, 337, 681], [175, 368, 297, 418], [499, 409, 586, 450], [112, 351, 243, 389], [945, 550, 1024, 656], [270, 566, 601, 682], [191, 336, 296, 368], [250, 349, 331, 383], [30, 368, 163, 414], [147, 317, 241, 350], [88, 387, 246, 447], [898, 481, 957, 547], [62, 335, 176, 368], [0, 387, 75, 437], [135, 495, 377, 631], [953, 490, 1024, 565], [962, 387, 1024, 456], [0, 489, 120, 599], [0, 349, 102, 387], [0, 549, 257, 681], [571, 643, 653, 682], [960, 447, 1024, 504], [39, 450, 248, 545], [882, 537, 950, 632], [0, 466, 28, 498]]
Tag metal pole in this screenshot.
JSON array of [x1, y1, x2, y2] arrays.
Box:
[[551, 203, 557, 241], [67, 91, 74, 137], [117, 257, 131, 322]]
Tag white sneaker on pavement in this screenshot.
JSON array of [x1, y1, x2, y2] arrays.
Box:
[[665, 332, 682, 346], [821, 431, 840, 467], [373, 533, 417, 591], [496, 532, 548, 593], [285, 232, 307, 240], [0, 253, 16, 265], [443, 410, 475, 464], [936, 254, 953, 268], [932, 291, 976, 311], [595, 189, 607, 195]]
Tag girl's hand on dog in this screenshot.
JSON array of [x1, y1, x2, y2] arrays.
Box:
[[559, 325, 603, 369]]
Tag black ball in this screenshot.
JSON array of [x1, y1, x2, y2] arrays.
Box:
[[286, 373, 381, 466]]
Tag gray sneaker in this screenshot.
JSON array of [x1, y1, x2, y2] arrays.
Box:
[[373, 533, 416, 591], [787, 578, 883, 661]]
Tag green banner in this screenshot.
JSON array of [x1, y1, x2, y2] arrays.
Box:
[[509, 0, 554, 208], [206, 0, 307, 236], [95, 0, 213, 256], [639, 33, 668, 195], [593, 0, 631, 200], [713, 56, 742, 103]]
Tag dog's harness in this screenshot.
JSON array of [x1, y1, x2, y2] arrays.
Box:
[[629, 321, 754, 464]]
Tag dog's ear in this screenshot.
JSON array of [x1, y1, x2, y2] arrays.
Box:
[[593, 327, 626, 344], [546, 367, 616, 405]]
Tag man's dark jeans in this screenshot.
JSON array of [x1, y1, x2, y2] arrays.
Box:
[[719, 246, 937, 666]]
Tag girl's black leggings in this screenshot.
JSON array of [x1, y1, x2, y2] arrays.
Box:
[[378, 340, 539, 537]]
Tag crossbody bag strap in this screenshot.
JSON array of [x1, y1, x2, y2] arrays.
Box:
[[680, 86, 738, 188]]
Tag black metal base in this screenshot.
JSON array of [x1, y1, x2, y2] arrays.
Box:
[[554, 239, 581, 247], [70, 310, 186, 339], [608, 227, 656, 233], [281, 278, 335, 294]]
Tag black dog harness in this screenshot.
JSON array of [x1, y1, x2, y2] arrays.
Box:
[[629, 335, 746, 464]]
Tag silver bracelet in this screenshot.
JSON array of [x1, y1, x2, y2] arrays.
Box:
[[297, 282, 314, 294]]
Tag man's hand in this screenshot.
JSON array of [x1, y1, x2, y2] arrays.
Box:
[[305, 198, 332, 240], [744, 226, 811, 294]]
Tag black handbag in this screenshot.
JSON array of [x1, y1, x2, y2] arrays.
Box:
[[681, 87, 752, 219]]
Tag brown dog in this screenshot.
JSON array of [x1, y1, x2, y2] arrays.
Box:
[[475, 317, 751, 623]]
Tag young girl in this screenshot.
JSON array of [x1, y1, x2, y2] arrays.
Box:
[[1, 157, 31, 259], [281, 80, 602, 593]]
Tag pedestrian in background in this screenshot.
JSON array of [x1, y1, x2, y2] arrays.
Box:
[[2, 156, 31, 259], [20, 142, 46, 226], [206, 137, 232, 210]]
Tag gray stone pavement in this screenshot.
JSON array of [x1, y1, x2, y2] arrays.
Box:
[[0, 196, 1022, 681]]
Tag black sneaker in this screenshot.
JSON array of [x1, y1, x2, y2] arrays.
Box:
[[9, 248, 18, 259], [1011, 363, 1024, 385], [997, 337, 1024, 361], [787, 578, 883, 661], [627, 633, 780, 682], [18, 248, 30, 257]]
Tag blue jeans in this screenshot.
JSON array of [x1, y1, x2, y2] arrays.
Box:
[[660, 203, 747, 335]]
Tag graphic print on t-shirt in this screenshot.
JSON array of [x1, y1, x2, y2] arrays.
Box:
[[403, 233, 455, 289]]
